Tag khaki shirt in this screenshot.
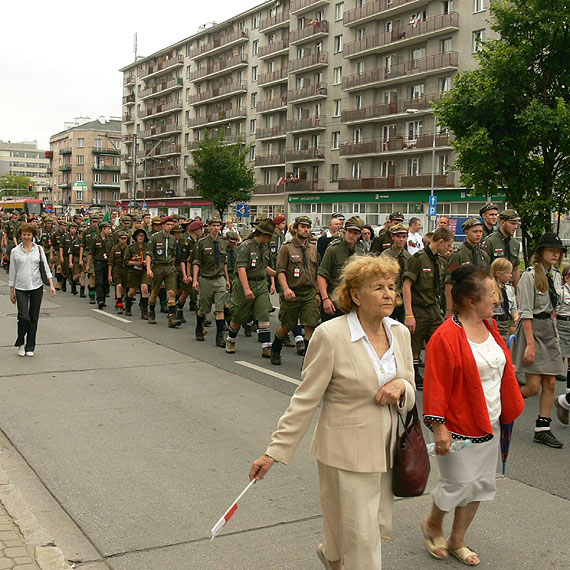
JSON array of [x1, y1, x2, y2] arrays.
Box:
[[147, 230, 176, 265], [381, 245, 411, 294], [268, 231, 286, 268], [517, 264, 563, 319], [483, 230, 521, 268], [68, 234, 82, 258], [370, 229, 392, 255], [227, 245, 238, 279], [318, 238, 365, 292], [109, 243, 127, 267], [192, 234, 227, 278], [403, 248, 444, 307], [236, 237, 271, 280], [124, 242, 148, 270], [89, 234, 114, 262], [180, 235, 198, 263], [80, 227, 99, 253], [445, 242, 490, 284], [277, 237, 319, 290]]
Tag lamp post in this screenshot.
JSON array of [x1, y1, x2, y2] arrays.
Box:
[[142, 139, 175, 208]]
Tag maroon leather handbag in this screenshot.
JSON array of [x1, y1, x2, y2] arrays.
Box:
[[392, 405, 431, 497]]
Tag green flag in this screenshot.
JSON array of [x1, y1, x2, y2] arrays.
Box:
[[102, 211, 111, 223]]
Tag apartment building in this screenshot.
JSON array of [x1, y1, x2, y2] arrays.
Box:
[[120, 0, 506, 228], [49, 118, 122, 214]]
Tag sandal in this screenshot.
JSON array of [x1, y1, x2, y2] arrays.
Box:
[[421, 517, 448, 559], [449, 546, 480, 566]]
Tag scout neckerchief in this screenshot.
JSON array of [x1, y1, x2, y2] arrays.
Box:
[[501, 283, 511, 319], [424, 245, 440, 297], [546, 267, 559, 310], [464, 241, 480, 266]]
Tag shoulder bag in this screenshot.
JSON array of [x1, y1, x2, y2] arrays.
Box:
[[38, 245, 50, 286]]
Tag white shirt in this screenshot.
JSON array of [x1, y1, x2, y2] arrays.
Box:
[[407, 231, 424, 255], [8, 243, 52, 291], [347, 311, 398, 389]]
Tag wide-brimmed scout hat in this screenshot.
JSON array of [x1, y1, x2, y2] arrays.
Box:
[[536, 232, 567, 253], [132, 228, 149, 242], [253, 218, 276, 236]]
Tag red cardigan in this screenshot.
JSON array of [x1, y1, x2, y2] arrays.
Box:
[[423, 315, 525, 442]]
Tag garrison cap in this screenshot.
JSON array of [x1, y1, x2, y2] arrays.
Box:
[[188, 220, 204, 231], [207, 214, 223, 225], [171, 224, 184, 233], [226, 231, 240, 241], [479, 203, 499, 216], [120, 215, 132, 222], [99, 222, 111, 229], [345, 216, 364, 231], [131, 214, 142, 222], [69, 222, 79, 228], [499, 209, 521, 221], [151, 216, 162, 224], [462, 217, 483, 231], [254, 218, 276, 236], [388, 212, 405, 221], [294, 215, 312, 226], [116, 230, 129, 238], [390, 223, 409, 235]]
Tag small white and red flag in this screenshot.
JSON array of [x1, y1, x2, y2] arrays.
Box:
[[210, 479, 256, 541]]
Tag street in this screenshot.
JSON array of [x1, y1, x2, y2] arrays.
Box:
[[0, 272, 568, 570]]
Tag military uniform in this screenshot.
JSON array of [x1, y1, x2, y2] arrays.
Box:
[[192, 234, 228, 315], [381, 241, 411, 323], [124, 240, 150, 289], [146, 230, 177, 291], [180, 233, 200, 310], [109, 241, 128, 288], [80, 222, 100, 304], [370, 228, 392, 254], [89, 228, 114, 307], [483, 230, 521, 268], [445, 242, 490, 279]]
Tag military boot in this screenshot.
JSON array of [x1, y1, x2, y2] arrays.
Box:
[[124, 297, 133, 316], [147, 308, 157, 324], [168, 313, 179, 328], [215, 332, 225, 347], [176, 309, 186, 324], [140, 298, 149, 320], [80, 285, 86, 298], [70, 280, 77, 295], [270, 346, 282, 366], [195, 325, 205, 341], [61, 278, 67, 292], [262, 346, 272, 358], [160, 299, 169, 314]]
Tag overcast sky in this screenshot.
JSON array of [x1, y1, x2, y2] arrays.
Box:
[[0, 0, 260, 150]]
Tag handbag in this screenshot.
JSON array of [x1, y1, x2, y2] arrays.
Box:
[[392, 404, 431, 497], [38, 245, 50, 286]]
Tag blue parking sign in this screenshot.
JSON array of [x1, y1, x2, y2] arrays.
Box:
[[428, 205, 437, 216]]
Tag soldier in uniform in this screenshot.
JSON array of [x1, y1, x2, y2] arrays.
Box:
[[316, 213, 345, 260], [269, 216, 320, 365], [479, 203, 499, 238], [192, 215, 230, 346], [67, 222, 85, 297], [370, 212, 404, 254], [108, 231, 129, 314], [141, 213, 152, 235], [86, 222, 114, 310], [150, 216, 163, 236], [40, 216, 56, 268], [380, 223, 412, 323], [444, 217, 491, 317], [317, 216, 366, 321], [79, 215, 100, 304], [124, 228, 150, 319], [402, 226, 454, 388], [145, 216, 180, 328], [114, 216, 133, 244], [54, 220, 69, 292], [4, 210, 22, 269], [482, 209, 522, 287], [268, 215, 287, 272], [180, 219, 204, 312], [224, 230, 240, 328], [171, 224, 189, 324]]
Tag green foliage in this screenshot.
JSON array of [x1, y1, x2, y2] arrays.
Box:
[[435, 0, 570, 260], [187, 130, 255, 219], [0, 174, 35, 192]]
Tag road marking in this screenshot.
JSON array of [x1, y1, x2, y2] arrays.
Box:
[[91, 309, 132, 323], [235, 361, 301, 386]]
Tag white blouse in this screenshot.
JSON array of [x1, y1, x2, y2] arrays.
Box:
[[8, 243, 52, 291]]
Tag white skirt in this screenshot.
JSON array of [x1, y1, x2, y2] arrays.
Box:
[[432, 421, 500, 512]]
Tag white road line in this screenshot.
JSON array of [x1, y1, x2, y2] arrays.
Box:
[[235, 361, 301, 386], [91, 309, 132, 323]]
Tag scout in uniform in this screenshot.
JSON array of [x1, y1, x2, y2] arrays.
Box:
[[268, 215, 287, 280], [171, 224, 189, 324], [380, 223, 412, 323], [483, 209, 522, 287], [124, 228, 150, 319], [53, 220, 70, 292], [192, 215, 230, 346], [370, 212, 404, 254], [317, 216, 365, 321], [114, 216, 133, 244], [444, 217, 491, 317], [479, 202, 499, 238], [269, 216, 320, 365], [4, 210, 21, 269], [80, 215, 100, 304], [224, 230, 240, 328], [108, 231, 129, 314], [225, 219, 277, 357], [65, 222, 84, 296], [86, 222, 114, 310], [402, 226, 455, 388], [145, 216, 180, 328], [180, 219, 204, 313]]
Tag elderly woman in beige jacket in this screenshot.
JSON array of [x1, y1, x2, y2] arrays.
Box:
[[250, 256, 416, 570]]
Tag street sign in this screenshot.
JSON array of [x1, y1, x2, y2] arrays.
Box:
[[142, 202, 148, 209], [428, 205, 437, 216], [428, 195, 438, 206], [236, 204, 250, 218]]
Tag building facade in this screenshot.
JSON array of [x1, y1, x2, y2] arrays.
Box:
[[49, 118, 122, 214], [120, 0, 504, 227]]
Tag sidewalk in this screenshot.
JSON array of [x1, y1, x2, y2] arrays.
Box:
[[0, 500, 40, 570]]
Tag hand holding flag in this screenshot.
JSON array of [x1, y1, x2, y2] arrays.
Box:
[[210, 479, 256, 541]]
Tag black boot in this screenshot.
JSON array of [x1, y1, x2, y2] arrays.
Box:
[[414, 361, 424, 390], [270, 345, 282, 365], [124, 296, 133, 316], [70, 280, 77, 295], [80, 285, 86, 298], [61, 278, 67, 292], [147, 306, 156, 324], [140, 297, 149, 320]]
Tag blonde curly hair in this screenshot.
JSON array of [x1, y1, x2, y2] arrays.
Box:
[[332, 255, 401, 314]]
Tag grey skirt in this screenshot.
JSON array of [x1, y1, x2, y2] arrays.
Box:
[[557, 318, 570, 357], [512, 317, 565, 376]]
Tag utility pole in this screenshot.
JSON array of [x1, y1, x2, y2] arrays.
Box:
[[131, 133, 138, 214]]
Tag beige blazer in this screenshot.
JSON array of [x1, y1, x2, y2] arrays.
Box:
[[266, 314, 416, 473]]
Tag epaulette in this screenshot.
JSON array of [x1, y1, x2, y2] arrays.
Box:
[[413, 251, 423, 258], [329, 238, 343, 246]]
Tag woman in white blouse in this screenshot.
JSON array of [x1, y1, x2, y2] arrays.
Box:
[[8, 223, 55, 357], [250, 255, 416, 570]]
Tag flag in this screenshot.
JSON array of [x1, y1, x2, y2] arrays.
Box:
[[210, 479, 256, 541], [102, 210, 111, 223], [276, 177, 285, 186]]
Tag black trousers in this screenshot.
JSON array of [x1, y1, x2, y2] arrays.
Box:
[[15, 286, 43, 351], [94, 260, 109, 303]]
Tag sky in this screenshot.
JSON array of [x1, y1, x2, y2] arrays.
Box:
[[0, 0, 261, 150]]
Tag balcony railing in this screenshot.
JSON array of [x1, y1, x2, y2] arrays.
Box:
[[123, 93, 136, 105], [188, 81, 248, 104], [186, 133, 244, 150], [344, 13, 459, 57], [288, 82, 328, 102], [344, 0, 426, 26], [145, 143, 182, 157], [140, 55, 184, 78], [256, 97, 288, 113], [141, 123, 183, 138], [286, 147, 326, 162], [257, 68, 289, 86], [142, 101, 183, 119], [59, 164, 72, 171], [138, 166, 181, 178], [339, 133, 452, 156], [255, 125, 288, 139], [255, 154, 286, 166], [120, 173, 131, 180], [287, 115, 327, 132], [287, 178, 325, 191], [124, 113, 134, 123], [92, 147, 121, 155], [258, 38, 290, 59], [188, 55, 248, 81], [338, 173, 455, 190], [342, 52, 459, 90], [124, 75, 135, 85], [190, 29, 249, 59], [289, 51, 328, 73], [289, 20, 329, 44], [291, 0, 330, 15], [140, 77, 183, 99], [92, 164, 121, 171], [260, 11, 290, 32], [187, 107, 247, 128], [341, 93, 442, 123], [254, 184, 285, 194], [59, 148, 72, 155]]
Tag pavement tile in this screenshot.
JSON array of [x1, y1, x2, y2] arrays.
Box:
[[4, 548, 28, 558], [0, 558, 13, 570]]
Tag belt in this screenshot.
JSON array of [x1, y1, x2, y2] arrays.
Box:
[[153, 262, 174, 266], [533, 312, 551, 320], [557, 315, 570, 321], [494, 314, 509, 322], [247, 276, 266, 281], [200, 275, 223, 280]]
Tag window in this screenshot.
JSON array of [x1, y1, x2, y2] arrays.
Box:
[[334, 35, 343, 53], [112, 156, 119, 166], [443, 0, 453, 14], [351, 162, 362, 178], [252, 40, 259, 55], [439, 154, 450, 174], [355, 95, 363, 109], [441, 38, 452, 53], [94, 173, 102, 183], [331, 163, 339, 181], [473, 0, 486, 12], [331, 131, 340, 149], [335, 2, 344, 21], [252, 66, 258, 81], [252, 13, 260, 28], [77, 138, 85, 148], [94, 138, 102, 150], [409, 84, 425, 99], [268, 60, 275, 72], [353, 128, 363, 143], [76, 173, 84, 182], [333, 99, 341, 117], [410, 11, 427, 26], [113, 174, 120, 184], [473, 29, 486, 52], [407, 157, 421, 176], [113, 191, 119, 201], [407, 120, 423, 139], [250, 119, 256, 133], [356, 28, 365, 40], [356, 61, 365, 74], [440, 76, 453, 92], [333, 66, 342, 84], [251, 92, 257, 108], [385, 21, 392, 33], [380, 160, 394, 177], [250, 146, 256, 161]]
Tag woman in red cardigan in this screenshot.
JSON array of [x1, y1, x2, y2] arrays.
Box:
[[421, 266, 524, 566]]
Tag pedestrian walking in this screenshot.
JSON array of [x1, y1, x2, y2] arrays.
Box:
[[108, 231, 129, 314], [124, 228, 150, 319], [512, 232, 566, 448], [180, 219, 204, 313], [65, 222, 84, 296], [86, 222, 114, 310], [490, 258, 519, 343], [407, 217, 424, 255], [554, 265, 570, 425], [54, 219, 69, 292], [8, 223, 56, 357], [316, 213, 345, 260], [79, 215, 101, 304]]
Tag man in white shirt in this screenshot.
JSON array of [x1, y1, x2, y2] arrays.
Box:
[[407, 217, 424, 255]]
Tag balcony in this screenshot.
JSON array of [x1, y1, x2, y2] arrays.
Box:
[[257, 97, 288, 113], [140, 77, 184, 100], [291, 0, 330, 16], [286, 146, 326, 162], [287, 115, 327, 133], [254, 184, 285, 194], [92, 164, 121, 171], [339, 132, 452, 157], [341, 93, 442, 124], [123, 93, 136, 105], [138, 166, 181, 179], [59, 183, 71, 189], [59, 148, 72, 155], [256, 125, 288, 140], [188, 81, 248, 105], [187, 107, 247, 128], [147, 143, 182, 158], [289, 20, 329, 45], [288, 83, 328, 103], [124, 113, 134, 124], [287, 178, 325, 191], [342, 52, 459, 91], [120, 173, 131, 180], [255, 154, 286, 167], [140, 55, 184, 79], [141, 101, 183, 120], [258, 38, 290, 59], [257, 68, 289, 87], [189, 55, 248, 82], [92, 182, 121, 189], [289, 51, 328, 73], [338, 173, 455, 190], [344, 0, 428, 27], [190, 29, 249, 59], [260, 11, 290, 32], [141, 123, 183, 139], [92, 147, 121, 155], [186, 133, 244, 150], [59, 164, 72, 171], [344, 13, 459, 58], [124, 75, 135, 86]]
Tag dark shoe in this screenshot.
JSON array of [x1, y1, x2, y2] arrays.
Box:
[[225, 340, 235, 353], [98, 302, 104, 310], [243, 323, 252, 337], [141, 310, 148, 320], [215, 332, 225, 347], [204, 318, 212, 327], [555, 397, 569, 425], [117, 307, 124, 314], [89, 297, 96, 304], [80, 288, 86, 298], [61, 280, 67, 292], [168, 313, 180, 328], [176, 309, 186, 324], [189, 301, 197, 312], [270, 349, 282, 366], [262, 346, 272, 358], [147, 309, 157, 324], [223, 322, 229, 332], [71, 281, 77, 295], [295, 340, 306, 356], [533, 430, 563, 448], [283, 333, 295, 347], [195, 326, 205, 341], [160, 303, 169, 314]]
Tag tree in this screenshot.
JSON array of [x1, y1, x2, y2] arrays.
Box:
[[187, 130, 255, 220], [435, 0, 570, 261], [0, 174, 35, 195]]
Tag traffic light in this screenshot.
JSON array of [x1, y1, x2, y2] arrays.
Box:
[[28, 183, 33, 192]]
